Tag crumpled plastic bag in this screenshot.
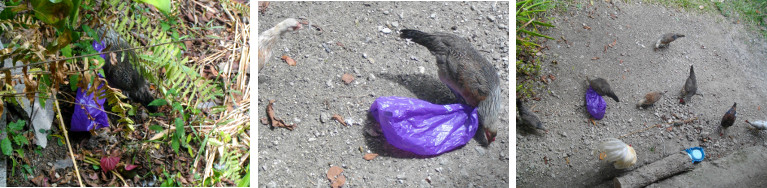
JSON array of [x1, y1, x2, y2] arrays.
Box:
[[71, 40, 110, 132], [71, 75, 109, 132], [586, 87, 607, 120], [369, 96, 478, 156]]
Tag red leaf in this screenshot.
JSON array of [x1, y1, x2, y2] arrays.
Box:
[[125, 164, 138, 171], [100, 156, 119, 172]]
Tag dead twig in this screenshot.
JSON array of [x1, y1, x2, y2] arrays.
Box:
[[53, 93, 84, 187]]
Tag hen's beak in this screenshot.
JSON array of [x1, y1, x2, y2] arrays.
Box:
[[485, 129, 496, 144]]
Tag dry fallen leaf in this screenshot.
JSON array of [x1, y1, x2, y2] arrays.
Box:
[[260, 117, 269, 125], [583, 25, 591, 30], [332, 114, 348, 126], [666, 127, 673, 131], [549, 74, 556, 81], [327, 166, 344, 186], [258, 1, 269, 15], [591, 57, 600, 60], [266, 100, 296, 130], [342, 73, 354, 84], [363, 153, 379, 161], [332, 175, 346, 188], [281, 55, 297, 66]]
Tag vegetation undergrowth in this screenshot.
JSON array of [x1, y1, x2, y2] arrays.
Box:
[[516, 0, 556, 99], [643, 0, 767, 38], [0, 0, 249, 186]]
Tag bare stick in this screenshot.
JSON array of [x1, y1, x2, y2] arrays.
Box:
[[53, 93, 84, 187]]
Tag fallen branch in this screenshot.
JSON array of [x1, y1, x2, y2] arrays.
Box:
[[614, 152, 695, 188]]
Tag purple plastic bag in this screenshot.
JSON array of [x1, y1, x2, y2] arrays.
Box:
[[369, 96, 478, 156], [71, 78, 109, 132], [586, 87, 607, 120], [71, 40, 111, 132]]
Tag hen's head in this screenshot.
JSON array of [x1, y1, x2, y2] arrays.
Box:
[[481, 122, 497, 146], [277, 18, 303, 33]]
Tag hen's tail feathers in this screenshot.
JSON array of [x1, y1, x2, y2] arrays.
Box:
[[400, 29, 444, 52]]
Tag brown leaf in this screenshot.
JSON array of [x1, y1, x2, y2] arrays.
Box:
[[260, 117, 269, 125], [583, 25, 591, 30], [609, 39, 617, 47], [326, 166, 343, 181], [342, 73, 354, 84], [548, 74, 556, 81], [258, 1, 269, 15], [540, 75, 548, 84], [281, 55, 297, 66], [331, 175, 346, 188], [591, 57, 599, 60], [363, 153, 379, 161], [332, 114, 348, 126], [666, 127, 673, 131], [266, 100, 296, 130], [31, 174, 49, 187]]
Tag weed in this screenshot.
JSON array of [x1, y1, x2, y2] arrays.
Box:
[[517, 0, 555, 99]]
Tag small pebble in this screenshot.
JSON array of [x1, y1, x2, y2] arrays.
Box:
[[381, 28, 392, 34]]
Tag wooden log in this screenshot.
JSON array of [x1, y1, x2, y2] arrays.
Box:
[[614, 152, 695, 188]]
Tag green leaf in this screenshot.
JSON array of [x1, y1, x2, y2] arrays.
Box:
[[1, 138, 12, 156], [31, 0, 74, 29], [149, 125, 164, 132], [148, 99, 168, 107], [13, 135, 29, 146], [69, 74, 79, 91], [171, 138, 179, 154], [138, 0, 172, 14], [8, 120, 25, 132], [61, 45, 72, 57], [222, 132, 231, 143], [15, 149, 24, 158], [237, 165, 249, 187]]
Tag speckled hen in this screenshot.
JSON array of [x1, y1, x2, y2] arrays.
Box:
[[400, 29, 501, 146]]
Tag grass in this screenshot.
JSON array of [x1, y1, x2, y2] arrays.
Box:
[[643, 0, 767, 38], [516, 0, 556, 99]]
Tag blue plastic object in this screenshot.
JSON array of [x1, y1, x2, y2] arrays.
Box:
[[70, 40, 111, 132], [71, 76, 109, 132], [369, 96, 478, 156], [685, 147, 705, 163], [586, 87, 607, 120]]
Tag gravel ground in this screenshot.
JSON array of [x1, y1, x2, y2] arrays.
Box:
[[516, 1, 767, 187], [257, 1, 510, 187]]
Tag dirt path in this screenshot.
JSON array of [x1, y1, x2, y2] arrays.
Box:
[[258, 2, 509, 187], [516, 1, 767, 187]]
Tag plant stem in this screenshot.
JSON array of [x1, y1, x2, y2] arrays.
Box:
[[53, 93, 84, 187]]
